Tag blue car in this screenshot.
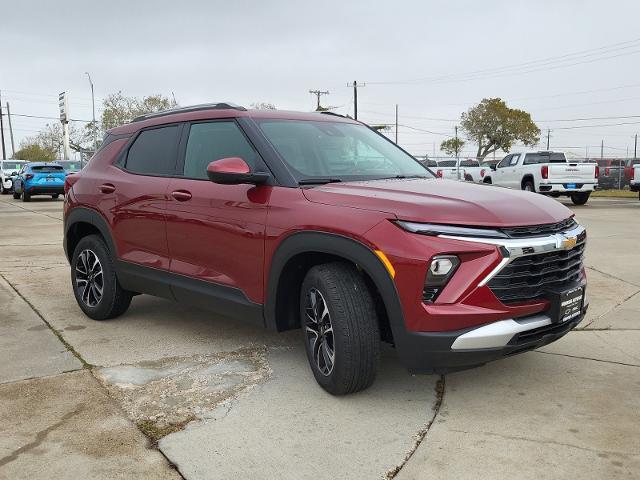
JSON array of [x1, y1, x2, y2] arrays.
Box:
[[12, 162, 67, 202]]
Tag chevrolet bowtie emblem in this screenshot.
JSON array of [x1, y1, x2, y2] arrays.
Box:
[[560, 236, 577, 250]]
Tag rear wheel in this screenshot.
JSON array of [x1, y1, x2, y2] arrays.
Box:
[[522, 180, 535, 192], [300, 262, 380, 395], [13, 190, 20, 199], [571, 192, 591, 205], [52, 194, 60, 199], [71, 234, 133, 320], [21, 190, 30, 202]]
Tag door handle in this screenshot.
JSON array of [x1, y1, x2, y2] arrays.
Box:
[[171, 190, 192, 202], [99, 183, 116, 194]]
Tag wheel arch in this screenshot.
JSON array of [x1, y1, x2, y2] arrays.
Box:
[[521, 174, 535, 190], [64, 207, 117, 263], [265, 231, 404, 343]]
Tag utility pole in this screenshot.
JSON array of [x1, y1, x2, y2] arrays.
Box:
[[395, 104, 398, 144], [546, 129, 551, 150], [634, 134, 637, 160], [348, 81, 365, 120], [0, 91, 6, 160], [455, 125, 460, 180], [600, 139, 604, 161], [6, 102, 15, 157], [85, 72, 97, 159], [308, 89, 329, 110]]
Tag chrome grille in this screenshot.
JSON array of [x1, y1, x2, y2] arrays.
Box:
[[488, 242, 585, 304]]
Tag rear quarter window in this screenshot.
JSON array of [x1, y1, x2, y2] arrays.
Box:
[[125, 125, 181, 176]]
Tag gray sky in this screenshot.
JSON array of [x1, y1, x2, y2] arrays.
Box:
[[2, 0, 640, 159]]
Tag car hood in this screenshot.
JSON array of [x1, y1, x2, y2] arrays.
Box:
[[302, 178, 573, 227]]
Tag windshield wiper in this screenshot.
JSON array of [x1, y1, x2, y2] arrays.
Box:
[[381, 175, 429, 180], [298, 178, 342, 185]]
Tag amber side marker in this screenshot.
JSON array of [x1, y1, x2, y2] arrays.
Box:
[[374, 250, 396, 278]]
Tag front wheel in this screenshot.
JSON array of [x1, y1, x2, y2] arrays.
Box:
[[71, 234, 133, 320], [52, 194, 60, 199], [300, 262, 380, 395], [571, 192, 591, 205], [13, 190, 20, 199], [21, 191, 30, 202]]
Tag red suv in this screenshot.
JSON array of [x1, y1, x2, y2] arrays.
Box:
[[63, 103, 588, 395]]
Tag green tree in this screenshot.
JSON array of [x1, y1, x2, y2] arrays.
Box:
[[440, 137, 465, 157], [460, 98, 540, 159], [101, 92, 178, 130], [13, 143, 57, 162]]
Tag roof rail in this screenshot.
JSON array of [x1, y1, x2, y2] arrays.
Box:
[[132, 102, 247, 122], [319, 111, 348, 119]]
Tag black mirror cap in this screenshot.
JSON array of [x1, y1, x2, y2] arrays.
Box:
[[207, 170, 270, 185]]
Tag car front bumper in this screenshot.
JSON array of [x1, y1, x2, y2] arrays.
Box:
[[400, 303, 587, 374]]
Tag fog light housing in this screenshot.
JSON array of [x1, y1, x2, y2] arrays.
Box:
[[423, 255, 460, 303]]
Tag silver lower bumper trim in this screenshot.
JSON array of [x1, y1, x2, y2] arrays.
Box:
[[450, 314, 552, 350]]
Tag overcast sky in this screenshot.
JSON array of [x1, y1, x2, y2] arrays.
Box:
[[2, 0, 640, 159]]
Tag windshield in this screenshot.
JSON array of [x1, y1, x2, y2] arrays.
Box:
[[255, 119, 433, 182], [2, 161, 24, 171]]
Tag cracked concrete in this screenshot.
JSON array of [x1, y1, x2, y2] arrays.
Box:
[[1, 195, 639, 479]]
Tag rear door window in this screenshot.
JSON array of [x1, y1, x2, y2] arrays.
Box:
[[125, 125, 181, 176], [182, 121, 259, 179]]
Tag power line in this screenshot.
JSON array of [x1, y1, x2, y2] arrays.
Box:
[[308, 89, 330, 110], [10, 113, 92, 122], [367, 37, 640, 86]]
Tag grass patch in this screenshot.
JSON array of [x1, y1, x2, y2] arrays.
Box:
[[592, 189, 638, 198]]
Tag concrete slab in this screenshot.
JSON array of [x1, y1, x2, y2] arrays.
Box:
[[0, 370, 180, 480], [0, 274, 81, 384], [539, 330, 640, 366], [159, 346, 439, 480], [396, 353, 640, 480], [579, 268, 639, 330], [588, 290, 640, 330]]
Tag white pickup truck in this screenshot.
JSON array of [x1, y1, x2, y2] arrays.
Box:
[[486, 151, 598, 205], [435, 159, 488, 183], [630, 163, 640, 199]]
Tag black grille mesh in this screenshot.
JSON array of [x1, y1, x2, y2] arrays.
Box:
[[489, 242, 585, 304], [501, 218, 577, 238]]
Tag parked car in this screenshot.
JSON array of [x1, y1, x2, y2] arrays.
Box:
[[0, 159, 26, 194], [12, 162, 67, 201], [630, 163, 640, 199], [489, 151, 597, 205], [57, 160, 83, 173], [64, 104, 588, 395], [596, 159, 626, 189], [434, 159, 487, 183], [625, 159, 640, 184]]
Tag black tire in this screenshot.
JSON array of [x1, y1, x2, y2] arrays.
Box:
[[483, 177, 492, 184], [52, 194, 60, 199], [522, 180, 535, 192], [571, 192, 591, 205], [13, 191, 20, 199], [21, 191, 30, 202], [71, 234, 133, 320], [300, 262, 380, 395]]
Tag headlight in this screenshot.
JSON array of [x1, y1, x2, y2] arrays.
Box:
[[423, 255, 460, 303], [395, 221, 508, 239]]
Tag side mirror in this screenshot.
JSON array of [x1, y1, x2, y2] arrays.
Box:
[[490, 164, 497, 171], [206, 157, 270, 185]]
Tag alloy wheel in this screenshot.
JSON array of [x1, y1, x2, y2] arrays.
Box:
[[75, 249, 104, 307], [304, 288, 335, 376]]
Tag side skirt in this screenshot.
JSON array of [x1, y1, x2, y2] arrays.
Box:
[[115, 261, 265, 327]]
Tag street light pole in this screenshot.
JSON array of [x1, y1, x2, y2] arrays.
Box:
[[85, 72, 97, 164]]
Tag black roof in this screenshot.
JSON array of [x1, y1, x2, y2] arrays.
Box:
[[132, 102, 246, 122]]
